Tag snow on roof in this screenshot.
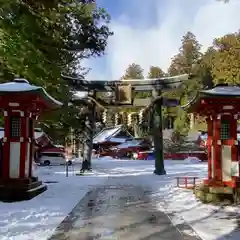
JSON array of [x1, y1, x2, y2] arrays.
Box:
[[201, 85, 240, 96], [93, 125, 123, 144], [0, 128, 45, 139], [41, 88, 63, 107], [0, 79, 40, 92], [0, 79, 62, 108], [115, 139, 142, 149], [108, 137, 127, 143]]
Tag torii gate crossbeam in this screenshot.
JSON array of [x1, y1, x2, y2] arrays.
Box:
[[63, 74, 190, 175]]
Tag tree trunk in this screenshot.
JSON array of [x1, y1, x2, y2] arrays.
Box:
[[82, 105, 95, 169]]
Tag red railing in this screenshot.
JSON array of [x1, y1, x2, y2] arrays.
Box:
[[176, 176, 199, 189]]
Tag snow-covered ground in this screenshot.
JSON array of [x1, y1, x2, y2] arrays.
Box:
[[0, 164, 109, 240], [0, 158, 240, 240]]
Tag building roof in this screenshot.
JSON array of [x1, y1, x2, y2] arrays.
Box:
[[200, 85, 240, 96], [182, 84, 240, 114], [0, 79, 62, 109], [93, 125, 133, 144]]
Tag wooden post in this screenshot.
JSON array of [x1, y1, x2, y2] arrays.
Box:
[[212, 114, 222, 182], [207, 117, 213, 181], [231, 114, 238, 187], [82, 91, 96, 169], [152, 89, 166, 175], [66, 161, 69, 177]]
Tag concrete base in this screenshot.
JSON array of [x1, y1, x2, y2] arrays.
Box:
[[194, 184, 239, 205], [0, 177, 47, 202]]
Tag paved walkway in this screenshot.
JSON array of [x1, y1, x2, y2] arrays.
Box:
[[49, 183, 201, 240]]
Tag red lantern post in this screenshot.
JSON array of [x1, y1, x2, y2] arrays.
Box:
[[0, 79, 62, 202], [184, 84, 240, 189]]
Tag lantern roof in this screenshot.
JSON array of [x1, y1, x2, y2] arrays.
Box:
[[200, 84, 240, 97], [0, 79, 62, 109], [183, 84, 240, 114]]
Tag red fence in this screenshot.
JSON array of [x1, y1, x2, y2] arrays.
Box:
[[176, 176, 199, 189]]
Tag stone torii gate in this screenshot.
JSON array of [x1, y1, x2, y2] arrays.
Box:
[[62, 74, 190, 175]]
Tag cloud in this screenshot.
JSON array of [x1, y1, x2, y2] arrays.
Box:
[[85, 0, 240, 80]]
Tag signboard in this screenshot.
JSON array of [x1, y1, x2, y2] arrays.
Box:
[[115, 85, 132, 104]]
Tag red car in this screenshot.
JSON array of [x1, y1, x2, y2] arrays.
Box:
[[99, 138, 152, 159]]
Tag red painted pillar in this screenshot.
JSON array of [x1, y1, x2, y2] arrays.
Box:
[[2, 110, 10, 180], [19, 111, 27, 178], [207, 117, 213, 180], [213, 114, 222, 183], [28, 116, 35, 178], [1, 110, 34, 181], [230, 114, 238, 187], [2, 111, 25, 180]]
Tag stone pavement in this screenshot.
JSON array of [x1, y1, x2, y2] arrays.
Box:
[[49, 182, 202, 240]]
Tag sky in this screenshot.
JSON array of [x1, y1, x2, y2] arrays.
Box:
[[83, 0, 240, 81]]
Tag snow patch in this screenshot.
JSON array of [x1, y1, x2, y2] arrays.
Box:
[[0, 164, 108, 240], [0, 158, 239, 240], [183, 157, 202, 164]]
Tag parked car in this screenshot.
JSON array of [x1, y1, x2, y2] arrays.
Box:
[[100, 138, 152, 159], [38, 151, 72, 166]]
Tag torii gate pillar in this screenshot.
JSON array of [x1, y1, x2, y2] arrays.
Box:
[[82, 91, 96, 169], [152, 89, 166, 175]]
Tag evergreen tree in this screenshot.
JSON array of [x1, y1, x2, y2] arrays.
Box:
[[148, 66, 165, 78], [195, 47, 215, 89], [122, 63, 144, 79], [167, 32, 202, 135], [122, 63, 148, 99], [210, 32, 240, 85], [168, 32, 202, 76], [0, 0, 113, 140]]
